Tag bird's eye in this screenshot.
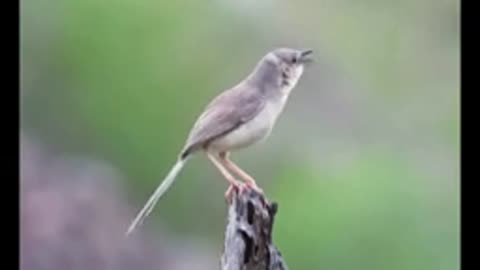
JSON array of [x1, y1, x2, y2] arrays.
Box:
[[292, 57, 297, 64]]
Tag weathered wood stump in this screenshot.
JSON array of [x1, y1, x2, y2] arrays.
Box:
[[221, 187, 288, 270]]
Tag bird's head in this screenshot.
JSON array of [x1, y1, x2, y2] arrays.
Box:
[[248, 47, 313, 92]]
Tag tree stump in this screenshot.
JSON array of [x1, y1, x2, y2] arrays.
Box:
[[221, 187, 288, 270]]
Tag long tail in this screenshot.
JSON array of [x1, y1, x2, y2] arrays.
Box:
[[126, 157, 187, 236]]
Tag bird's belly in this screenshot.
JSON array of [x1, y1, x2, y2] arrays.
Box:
[[209, 101, 284, 152]]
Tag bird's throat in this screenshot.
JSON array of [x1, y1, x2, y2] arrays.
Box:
[[281, 65, 304, 95]]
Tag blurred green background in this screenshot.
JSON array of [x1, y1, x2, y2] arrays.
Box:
[[20, 0, 459, 269]]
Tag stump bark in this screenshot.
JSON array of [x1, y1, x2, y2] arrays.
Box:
[[221, 187, 288, 270]]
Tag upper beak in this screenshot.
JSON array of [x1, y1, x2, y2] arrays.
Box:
[[299, 49, 313, 63]]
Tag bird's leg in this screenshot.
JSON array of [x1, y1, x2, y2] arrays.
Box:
[[206, 152, 245, 201], [219, 152, 264, 194]]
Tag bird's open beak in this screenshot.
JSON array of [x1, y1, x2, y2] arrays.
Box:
[[299, 49, 313, 64]]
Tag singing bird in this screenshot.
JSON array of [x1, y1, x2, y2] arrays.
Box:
[[126, 48, 313, 235]]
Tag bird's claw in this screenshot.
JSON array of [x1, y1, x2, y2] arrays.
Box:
[[224, 181, 265, 204], [246, 181, 264, 195], [224, 182, 247, 203]]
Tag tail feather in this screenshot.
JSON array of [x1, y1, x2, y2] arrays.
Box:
[[126, 158, 187, 236]]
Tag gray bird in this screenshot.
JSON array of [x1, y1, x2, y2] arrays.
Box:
[[126, 48, 313, 235]]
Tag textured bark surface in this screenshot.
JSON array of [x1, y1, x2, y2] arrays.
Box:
[[221, 187, 288, 270]]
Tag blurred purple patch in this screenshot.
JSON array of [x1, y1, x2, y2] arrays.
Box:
[[20, 134, 215, 270]]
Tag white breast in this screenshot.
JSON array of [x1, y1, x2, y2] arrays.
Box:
[[209, 96, 288, 152]]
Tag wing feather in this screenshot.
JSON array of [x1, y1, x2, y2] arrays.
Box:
[[180, 86, 264, 158]]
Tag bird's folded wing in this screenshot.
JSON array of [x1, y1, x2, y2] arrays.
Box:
[[181, 87, 265, 156]]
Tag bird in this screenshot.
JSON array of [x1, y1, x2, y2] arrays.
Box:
[[126, 47, 313, 235]]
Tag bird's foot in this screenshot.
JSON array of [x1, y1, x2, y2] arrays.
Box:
[[224, 182, 247, 203], [224, 180, 265, 204], [246, 180, 264, 195], [245, 181, 269, 206]]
